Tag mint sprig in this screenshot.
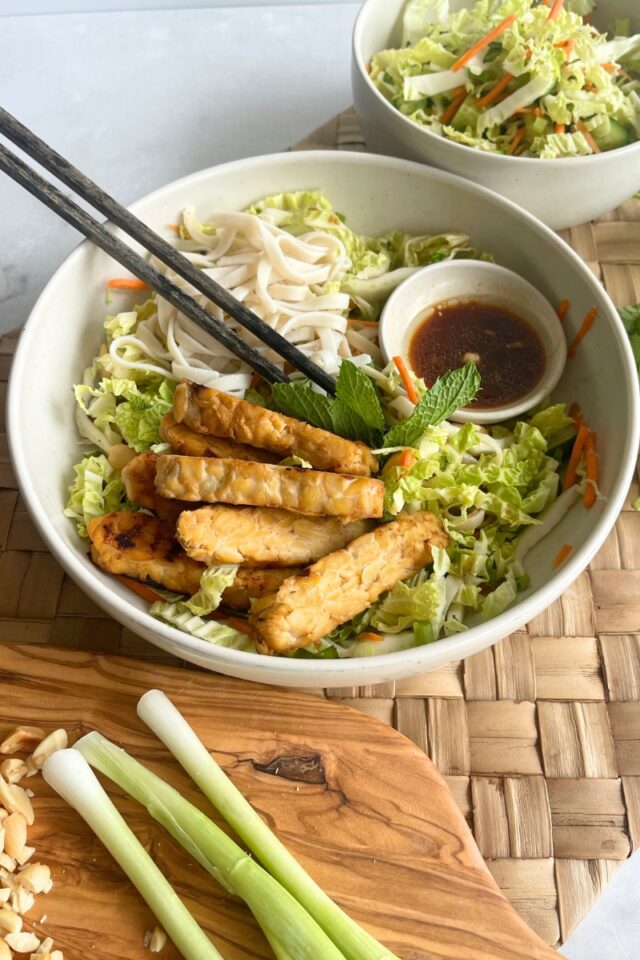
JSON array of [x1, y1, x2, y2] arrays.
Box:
[[383, 363, 481, 447], [270, 359, 480, 449]]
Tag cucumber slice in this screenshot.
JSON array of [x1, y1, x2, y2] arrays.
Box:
[[593, 119, 632, 151]]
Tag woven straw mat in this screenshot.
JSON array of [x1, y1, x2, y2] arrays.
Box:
[[1, 109, 640, 949]]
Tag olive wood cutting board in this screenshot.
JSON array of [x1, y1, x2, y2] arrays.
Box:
[[0, 644, 559, 960]]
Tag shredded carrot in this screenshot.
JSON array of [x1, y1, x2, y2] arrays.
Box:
[[476, 72, 513, 109], [524, 47, 533, 60], [166, 223, 180, 234], [250, 372, 263, 389], [556, 299, 571, 321], [399, 450, 415, 469], [532, 106, 543, 117], [513, 107, 532, 115], [584, 431, 598, 508], [451, 13, 518, 71], [225, 617, 255, 637], [547, 0, 565, 20], [553, 544, 574, 567], [347, 317, 379, 327], [568, 306, 598, 357], [569, 401, 582, 423], [441, 87, 468, 125], [356, 632, 384, 643], [577, 121, 602, 153], [601, 62, 618, 73], [507, 126, 527, 154], [107, 278, 150, 291], [554, 38, 576, 60], [393, 355, 419, 405], [115, 576, 164, 604], [555, 123, 566, 134], [563, 422, 590, 490]]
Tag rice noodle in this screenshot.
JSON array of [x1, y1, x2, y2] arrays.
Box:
[[108, 208, 369, 395]]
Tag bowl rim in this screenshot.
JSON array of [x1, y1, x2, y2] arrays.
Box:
[[7, 148, 640, 680], [378, 259, 568, 424], [352, 0, 640, 168]]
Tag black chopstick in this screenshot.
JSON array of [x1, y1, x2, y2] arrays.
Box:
[[0, 107, 337, 395], [0, 143, 293, 385]]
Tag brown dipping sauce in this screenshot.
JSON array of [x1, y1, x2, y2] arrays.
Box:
[[409, 300, 546, 409]]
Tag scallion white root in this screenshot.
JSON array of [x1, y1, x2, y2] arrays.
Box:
[[137, 690, 400, 960], [75, 733, 346, 960], [42, 750, 225, 960]]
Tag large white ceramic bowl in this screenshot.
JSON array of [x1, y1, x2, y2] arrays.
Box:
[[7, 151, 640, 687], [352, 0, 640, 229]]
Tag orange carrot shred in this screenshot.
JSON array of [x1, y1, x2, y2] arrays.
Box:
[[553, 544, 574, 567], [115, 576, 164, 604], [532, 106, 543, 117], [601, 62, 617, 73], [577, 121, 602, 153], [441, 88, 468, 125], [166, 224, 180, 233], [507, 126, 527, 154], [451, 14, 518, 71], [569, 401, 582, 423], [108, 278, 150, 290], [476, 72, 513, 109], [399, 450, 415, 469], [556, 299, 571, 321], [393, 355, 419, 405], [250, 372, 263, 389], [584, 431, 598, 508], [225, 617, 255, 637], [568, 306, 598, 357], [547, 0, 565, 20], [555, 123, 566, 134], [356, 632, 384, 643], [563, 422, 590, 491], [347, 317, 379, 327]]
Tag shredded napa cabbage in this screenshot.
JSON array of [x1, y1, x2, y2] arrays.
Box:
[[64, 454, 135, 538], [370, 0, 640, 158]]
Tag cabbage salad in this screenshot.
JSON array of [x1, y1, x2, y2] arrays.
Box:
[[65, 191, 583, 659], [369, 0, 640, 157]]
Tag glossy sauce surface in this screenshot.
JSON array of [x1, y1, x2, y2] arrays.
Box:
[[409, 300, 546, 408]]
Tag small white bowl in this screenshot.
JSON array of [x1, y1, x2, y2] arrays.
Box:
[[379, 261, 567, 424], [352, 0, 640, 229]]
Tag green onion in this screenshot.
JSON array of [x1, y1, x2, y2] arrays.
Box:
[[137, 690, 400, 960], [42, 749, 225, 960], [75, 732, 346, 960]]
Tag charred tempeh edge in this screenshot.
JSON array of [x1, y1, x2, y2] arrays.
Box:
[[174, 380, 378, 477], [155, 456, 384, 520], [177, 505, 374, 567], [249, 512, 448, 654], [160, 412, 276, 463]]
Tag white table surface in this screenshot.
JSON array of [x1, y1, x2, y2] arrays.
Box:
[[0, 2, 360, 334]]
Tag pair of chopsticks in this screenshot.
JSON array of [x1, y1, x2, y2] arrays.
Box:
[[0, 108, 336, 394]]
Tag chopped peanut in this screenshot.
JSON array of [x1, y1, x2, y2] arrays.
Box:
[[0, 937, 11, 960], [3, 816, 26, 861], [17, 865, 52, 896], [0, 729, 45, 756], [0, 780, 34, 826], [6, 932, 40, 954], [144, 927, 167, 953], [15, 847, 35, 868], [29, 732, 68, 774], [0, 855, 16, 872], [0, 905, 22, 934], [0, 763, 27, 787]]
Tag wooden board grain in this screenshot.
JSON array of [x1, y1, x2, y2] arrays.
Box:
[[0, 645, 559, 960]]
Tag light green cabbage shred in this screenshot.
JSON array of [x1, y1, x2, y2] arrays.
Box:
[[64, 455, 134, 538]]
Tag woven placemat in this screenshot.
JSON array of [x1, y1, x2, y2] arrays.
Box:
[[2, 109, 640, 949]]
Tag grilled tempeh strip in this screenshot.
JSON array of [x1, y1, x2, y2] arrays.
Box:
[[160, 412, 275, 462], [177, 505, 374, 567], [249, 512, 448, 654], [122, 452, 184, 523], [156, 456, 384, 520], [88, 511, 204, 595], [222, 567, 303, 612], [174, 380, 378, 476], [88, 511, 298, 609]]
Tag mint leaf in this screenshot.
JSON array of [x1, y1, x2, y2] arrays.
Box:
[[244, 387, 275, 409], [331, 404, 377, 445], [383, 363, 481, 447], [619, 305, 640, 378], [271, 382, 335, 431], [335, 361, 385, 433]]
